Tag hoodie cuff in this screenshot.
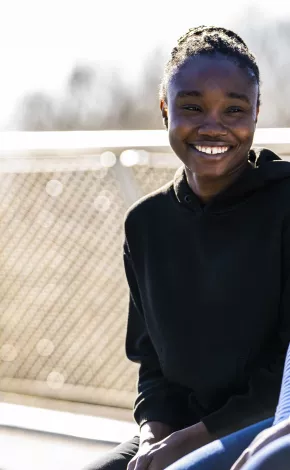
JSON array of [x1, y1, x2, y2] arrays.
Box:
[[134, 396, 194, 430]]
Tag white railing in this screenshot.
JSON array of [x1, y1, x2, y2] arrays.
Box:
[[0, 129, 289, 173], [1, 129, 290, 150], [1, 128, 288, 448]]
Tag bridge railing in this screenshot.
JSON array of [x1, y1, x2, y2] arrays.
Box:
[[0, 129, 288, 414]]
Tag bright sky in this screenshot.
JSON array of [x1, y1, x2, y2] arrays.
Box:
[[0, 0, 289, 129]]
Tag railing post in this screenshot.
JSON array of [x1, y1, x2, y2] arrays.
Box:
[[111, 155, 144, 208]]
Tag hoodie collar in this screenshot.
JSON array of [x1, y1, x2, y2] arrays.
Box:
[[173, 148, 290, 214]]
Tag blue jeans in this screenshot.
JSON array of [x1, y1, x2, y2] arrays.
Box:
[[166, 417, 274, 470], [241, 435, 290, 470]]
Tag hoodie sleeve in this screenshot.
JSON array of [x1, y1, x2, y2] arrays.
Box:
[[201, 217, 290, 439], [124, 235, 192, 429]]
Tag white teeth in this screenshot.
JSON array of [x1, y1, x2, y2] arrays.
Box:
[[194, 145, 230, 155]]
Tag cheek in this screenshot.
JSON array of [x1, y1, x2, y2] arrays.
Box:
[[167, 102, 193, 134], [168, 112, 194, 138], [231, 117, 256, 143]]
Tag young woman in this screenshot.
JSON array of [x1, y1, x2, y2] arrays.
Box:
[[85, 26, 290, 470]]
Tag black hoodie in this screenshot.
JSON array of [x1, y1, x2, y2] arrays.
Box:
[[123, 148, 290, 439]]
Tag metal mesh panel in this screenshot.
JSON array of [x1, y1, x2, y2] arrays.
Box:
[[131, 166, 176, 196], [0, 162, 176, 410]]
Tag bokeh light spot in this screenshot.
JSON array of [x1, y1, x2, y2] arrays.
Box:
[[94, 191, 112, 212], [120, 149, 140, 167], [46, 179, 63, 197], [100, 151, 117, 168], [137, 150, 150, 165], [47, 371, 65, 389], [36, 338, 55, 357]]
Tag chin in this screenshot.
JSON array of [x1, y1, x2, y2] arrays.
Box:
[[186, 162, 228, 178]]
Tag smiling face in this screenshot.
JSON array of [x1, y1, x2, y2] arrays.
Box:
[[160, 53, 260, 179]]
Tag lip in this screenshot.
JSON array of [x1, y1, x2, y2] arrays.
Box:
[[188, 142, 234, 147]]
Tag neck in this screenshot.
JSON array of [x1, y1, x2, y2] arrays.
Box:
[[185, 160, 253, 204]]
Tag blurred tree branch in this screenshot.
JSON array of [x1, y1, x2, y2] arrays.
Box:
[[12, 18, 290, 130]]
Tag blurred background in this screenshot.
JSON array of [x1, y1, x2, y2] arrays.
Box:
[[1, 0, 290, 130], [0, 0, 290, 469]]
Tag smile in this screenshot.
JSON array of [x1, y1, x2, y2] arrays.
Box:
[[189, 144, 231, 155]]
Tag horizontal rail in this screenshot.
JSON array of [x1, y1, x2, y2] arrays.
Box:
[[0, 130, 288, 172], [0, 402, 137, 443], [0, 129, 289, 151]]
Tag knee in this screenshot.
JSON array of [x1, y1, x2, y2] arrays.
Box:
[[241, 435, 290, 470]]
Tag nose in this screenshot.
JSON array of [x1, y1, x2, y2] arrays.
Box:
[[197, 115, 228, 137]]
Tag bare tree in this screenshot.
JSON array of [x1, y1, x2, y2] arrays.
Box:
[[12, 17, 290, 130], [15, 92, 56, 131], [233, 11, 290, 127]]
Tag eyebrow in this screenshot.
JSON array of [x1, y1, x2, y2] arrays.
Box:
[[176, 90, 251, 104], [226, 92, 251, 104], [176, 90, 202, 98]]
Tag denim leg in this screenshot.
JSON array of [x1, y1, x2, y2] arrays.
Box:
[[83, 436, 139, 470], [241, 435, 290, 470], [166, 418, 274, 470]]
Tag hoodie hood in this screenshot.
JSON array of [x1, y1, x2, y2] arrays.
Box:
[[173, 147, 290, 214]]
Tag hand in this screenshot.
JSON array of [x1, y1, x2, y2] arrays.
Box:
[[230, 418, 290, 470], [139, 421, 173, 447], [127, 422, 213, 470]]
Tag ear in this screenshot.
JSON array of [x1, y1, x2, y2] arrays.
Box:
[[255, 102, 260, 124], [160, 99, 168, 129]]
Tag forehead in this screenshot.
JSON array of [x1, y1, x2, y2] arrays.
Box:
[[168, 54, 258, 101]]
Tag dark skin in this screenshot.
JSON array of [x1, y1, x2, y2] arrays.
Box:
[[128, 54, 260, 470], [160, 53, 260, 203], [128, 421, 212, 470]]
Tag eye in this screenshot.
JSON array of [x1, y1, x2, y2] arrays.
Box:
[[182, 105, 202, 112], [227, 106, 243, 113]]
